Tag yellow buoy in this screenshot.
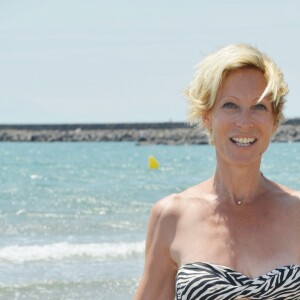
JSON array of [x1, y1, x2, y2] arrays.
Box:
[[149, 155, 159, 169]]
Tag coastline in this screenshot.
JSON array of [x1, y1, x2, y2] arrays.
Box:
[[1, 119, 300, 144]]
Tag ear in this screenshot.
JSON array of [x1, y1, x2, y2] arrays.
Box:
[[202, 113, 212, 130]]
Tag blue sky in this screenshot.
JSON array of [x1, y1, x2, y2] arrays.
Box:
[[0, 0, 300, 124]]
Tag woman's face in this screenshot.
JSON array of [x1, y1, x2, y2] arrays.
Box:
[[204, 67, 276, 167]]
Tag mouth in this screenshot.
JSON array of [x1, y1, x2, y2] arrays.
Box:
[[230, 137, 257, 147]]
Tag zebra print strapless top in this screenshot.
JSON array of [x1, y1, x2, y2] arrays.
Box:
[[176, 262, 300, 300]]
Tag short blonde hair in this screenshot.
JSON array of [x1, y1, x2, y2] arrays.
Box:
[[186, 44, 288, 129]]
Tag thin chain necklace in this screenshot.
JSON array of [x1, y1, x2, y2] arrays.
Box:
[[214, 172, 264, 206]]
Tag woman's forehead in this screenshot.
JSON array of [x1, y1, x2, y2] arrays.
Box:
[[218, 68, 267, 98]]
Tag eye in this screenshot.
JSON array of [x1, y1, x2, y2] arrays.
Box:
[[252, 103, 267, 111], [222, 102, 238, 109]]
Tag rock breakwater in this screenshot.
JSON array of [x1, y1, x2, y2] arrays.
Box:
[[1, 120, 300, 144]]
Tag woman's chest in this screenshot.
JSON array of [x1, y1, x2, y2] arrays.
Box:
[[170, 209, 298, 272]]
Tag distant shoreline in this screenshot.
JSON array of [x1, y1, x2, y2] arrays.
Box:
[[1, 118, 300, 129], [1, 119, 300, 144], [0, 122, 188, 130]]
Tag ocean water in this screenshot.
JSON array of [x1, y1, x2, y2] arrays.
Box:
[[0, 142, 300, 300]]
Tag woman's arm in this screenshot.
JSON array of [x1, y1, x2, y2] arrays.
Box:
[[134, 197, 178, 300]]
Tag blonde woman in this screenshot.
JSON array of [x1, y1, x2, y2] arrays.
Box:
[[134, 44, 300, 300]]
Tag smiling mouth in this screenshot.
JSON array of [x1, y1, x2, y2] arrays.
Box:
[[230, 137, 257, 147]]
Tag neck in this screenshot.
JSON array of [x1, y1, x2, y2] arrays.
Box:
[[212, 166, 264, 206]]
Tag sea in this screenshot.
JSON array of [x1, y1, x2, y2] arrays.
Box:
[[0, 141, 300, 300]]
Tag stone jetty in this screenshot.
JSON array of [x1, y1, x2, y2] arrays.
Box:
[[1, 119, 300, 144]]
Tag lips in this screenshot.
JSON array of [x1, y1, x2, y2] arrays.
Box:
[[230, 137, 257, 147]]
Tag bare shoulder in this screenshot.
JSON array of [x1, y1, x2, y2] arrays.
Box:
[[271, 180, 300, 202], [152, 182, 210, 222], [268, 180, 300, 218], [134, 187, 209, 300], [146, 193, 185, 250], [284, 187, 300, 213], [148, 193, 185, 240], [275, 185, 300, 251], [150, 187, 210, 249], [287, 188, 300, 199], [133, 194, 183, 300], [284, 187, 300, 209], [151, 193, 182, 218], [265, 176, 297, 197]]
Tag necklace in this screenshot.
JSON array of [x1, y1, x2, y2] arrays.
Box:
[[213, 172, 264, 206]]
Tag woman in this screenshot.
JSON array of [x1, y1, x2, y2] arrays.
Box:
[[134, 44, 300, 300]]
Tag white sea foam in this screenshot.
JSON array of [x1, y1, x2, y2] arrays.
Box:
[[0, 241, 145, 263]]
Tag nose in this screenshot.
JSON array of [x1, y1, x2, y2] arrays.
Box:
[[235, 109, 254, 129]]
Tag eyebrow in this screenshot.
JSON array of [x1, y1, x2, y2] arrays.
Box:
[[219, 95, 267, 102]]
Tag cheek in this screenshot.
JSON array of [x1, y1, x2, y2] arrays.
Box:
[[212, 115, 231, 130], [255, 114, 275, 129], [210, 118, 230, 143]]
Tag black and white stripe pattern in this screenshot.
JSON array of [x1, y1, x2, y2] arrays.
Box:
[[176, 262, 300, 300]]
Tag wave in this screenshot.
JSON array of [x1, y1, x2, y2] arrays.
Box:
[[0, 278, 138, 299], [0, 241, 145, 263]]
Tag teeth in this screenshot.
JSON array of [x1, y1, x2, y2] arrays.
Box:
[[232, 137, 255, 145]]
